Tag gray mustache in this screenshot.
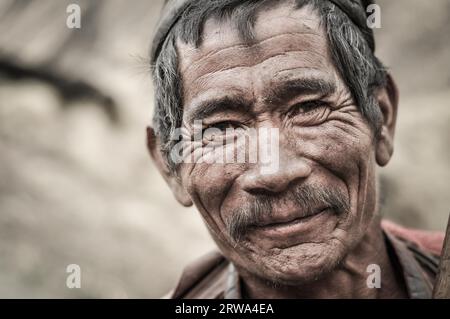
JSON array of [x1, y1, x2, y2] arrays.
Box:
[[225, 184, 350, 243]]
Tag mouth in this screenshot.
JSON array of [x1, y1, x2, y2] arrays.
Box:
[[255, 205, 329, 227], [250, 207, 334, 239]]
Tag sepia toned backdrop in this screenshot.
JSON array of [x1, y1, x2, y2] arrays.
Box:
[[0, 0, 449, 298]]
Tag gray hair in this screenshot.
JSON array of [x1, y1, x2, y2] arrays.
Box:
[[151, 0, 387, 170]]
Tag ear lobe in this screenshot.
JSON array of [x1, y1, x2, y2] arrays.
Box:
[[169, 179, 194, 207], [376, 126, 394, 166], [375, 73, 399, 167], [147, 127, 193, 207]]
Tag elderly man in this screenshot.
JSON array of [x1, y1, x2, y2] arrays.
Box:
[[147, 0, 444, 298]]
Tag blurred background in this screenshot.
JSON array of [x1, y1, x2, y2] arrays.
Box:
[[0, 0, 448, 298]]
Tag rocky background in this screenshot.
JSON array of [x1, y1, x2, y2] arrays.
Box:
[[0, 0, 448, 298]]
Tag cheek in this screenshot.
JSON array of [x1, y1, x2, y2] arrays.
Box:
[[290, 122, 374, 180], [289, 122, 377, 227], [182, 162, 244, 229]]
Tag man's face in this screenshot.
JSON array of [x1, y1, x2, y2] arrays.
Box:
[[173, 2, 381, 284]]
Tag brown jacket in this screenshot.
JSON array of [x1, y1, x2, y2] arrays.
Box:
[[165, 220, 444, 299]]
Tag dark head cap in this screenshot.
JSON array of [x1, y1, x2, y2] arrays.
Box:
[[150, 0, 376, 64]]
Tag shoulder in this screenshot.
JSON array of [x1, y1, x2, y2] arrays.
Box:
[[381, 219, 444, 256], [163, 250, 229, 299]]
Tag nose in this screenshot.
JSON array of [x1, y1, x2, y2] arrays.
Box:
[[240, 156, 312, 195]]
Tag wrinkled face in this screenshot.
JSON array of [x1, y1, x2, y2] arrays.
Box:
[[175, 3, 379, 284]]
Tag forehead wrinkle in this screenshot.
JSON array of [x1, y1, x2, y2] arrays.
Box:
[[190, 52, 327, 94], [179, 31, 324, 75], [273, 66, 328, 79], [191, 52, 288, 88], [187, 50, 331, 100], [183, 42, 329, 94]]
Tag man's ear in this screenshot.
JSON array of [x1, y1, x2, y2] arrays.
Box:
[[146, 127, 193, 207], [375, 73, 399, 167]]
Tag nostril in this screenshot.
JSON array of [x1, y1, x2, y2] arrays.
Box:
[[245, 186, 278, 197]]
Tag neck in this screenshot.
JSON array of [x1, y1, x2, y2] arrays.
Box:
[[239, 218, 408, 299]]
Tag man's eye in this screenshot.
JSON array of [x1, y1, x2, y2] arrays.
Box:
[[204, 121, 240, 132], [202, 121, 243, 142], [289, 100, 331, 126], [290, 100, 327, 115]]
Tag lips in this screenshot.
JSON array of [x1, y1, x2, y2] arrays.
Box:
[[246, 207, 337, 248], [254, 205, 329, 228]]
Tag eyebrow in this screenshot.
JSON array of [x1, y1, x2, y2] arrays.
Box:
[[185, 77, 336, 123], [268, 77, 336, 104], [186, 95, 251, 123]]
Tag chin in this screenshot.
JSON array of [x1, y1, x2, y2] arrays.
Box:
[[246, 239, 347, 286]]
